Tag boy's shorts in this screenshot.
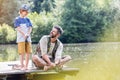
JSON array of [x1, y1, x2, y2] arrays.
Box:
[[18, 42, 32, 54]]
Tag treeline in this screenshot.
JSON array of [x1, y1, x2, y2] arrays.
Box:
[[0, 0, 120, 43]]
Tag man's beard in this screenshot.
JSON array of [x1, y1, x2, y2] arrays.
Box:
[[51, 34, 57, 38], [50, 33, 57, 38]]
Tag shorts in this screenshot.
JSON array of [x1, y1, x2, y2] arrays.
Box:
[[18, 42, 32, 54]]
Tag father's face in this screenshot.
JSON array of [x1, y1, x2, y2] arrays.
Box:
[[50, 28, 58, 38]]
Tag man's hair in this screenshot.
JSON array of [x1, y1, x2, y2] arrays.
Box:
[[53, 25, 64, 35]]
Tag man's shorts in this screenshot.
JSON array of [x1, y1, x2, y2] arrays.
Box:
[[18, 42, 32, 54]]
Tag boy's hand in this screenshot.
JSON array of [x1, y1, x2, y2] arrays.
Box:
[[25, 33, 29, 37], [23, 33, 29, 40]]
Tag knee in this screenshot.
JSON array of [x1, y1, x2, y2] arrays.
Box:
[[66, 55, 72, 60], [32, 55, 47, 66], [32, 55, 38, 62], [64, 55, 72, 60]]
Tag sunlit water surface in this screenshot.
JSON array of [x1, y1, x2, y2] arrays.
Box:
[[0, 42, 120, 80]]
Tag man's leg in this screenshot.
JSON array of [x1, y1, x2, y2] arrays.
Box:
[[43, 58, 56, 71], [32, 55, 47, 68], [58, 55, 72, 66]]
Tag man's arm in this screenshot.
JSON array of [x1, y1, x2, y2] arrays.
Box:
[[42, 54, 53, 65], [55, 43, 63, 64], [40, 36, 55, 66]]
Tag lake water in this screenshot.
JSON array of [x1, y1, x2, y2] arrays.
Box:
[[0, 42, 120, 80]]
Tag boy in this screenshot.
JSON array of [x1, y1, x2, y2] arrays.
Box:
[[14, 4, 32, 70]]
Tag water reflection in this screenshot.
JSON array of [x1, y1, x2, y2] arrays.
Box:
[[34, 74, 67, 80], [0, 45, 18, 61], [1, 42, 120, 80]]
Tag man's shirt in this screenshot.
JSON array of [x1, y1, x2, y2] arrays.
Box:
[[39, 35, 63, 61]]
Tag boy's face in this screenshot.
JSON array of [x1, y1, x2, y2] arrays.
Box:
[[20, 10, 28, 17]]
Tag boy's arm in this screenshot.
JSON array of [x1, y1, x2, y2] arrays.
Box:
[[16, 27, 25, 37], [14, 18, 26, 38], [27, 27, 32, 36], [27, 18, 32, 36], [16, 27, 32, 38]]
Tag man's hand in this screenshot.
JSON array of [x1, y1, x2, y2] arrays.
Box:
[[55, 59, 61, 65], [44, 62, 56, 71], [49, 62, 56, 67]]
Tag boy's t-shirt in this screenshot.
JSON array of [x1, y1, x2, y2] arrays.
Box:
[[14, 16, 32, 43]]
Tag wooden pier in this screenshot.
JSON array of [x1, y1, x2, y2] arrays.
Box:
[[0, 61, 79, 80]]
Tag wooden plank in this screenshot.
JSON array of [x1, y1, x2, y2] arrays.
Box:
[[0, 61, 79, 75], [0, 61, 79, 80], [26, 67, 79, 75], [0, 70, 25, 75], [0, 67, 79, 75]]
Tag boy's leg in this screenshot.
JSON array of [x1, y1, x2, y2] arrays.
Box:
[[18, 42, 25, 68], [20, 54, 24, 68], [25, 53, 30, 69], [25, 42, 32, 70]]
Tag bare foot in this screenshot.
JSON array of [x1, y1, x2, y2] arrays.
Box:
[[12, 64, 24, 70], [12, 65, 21, 70], [44, 66, 50, 71], [21, 67, 28, 70]]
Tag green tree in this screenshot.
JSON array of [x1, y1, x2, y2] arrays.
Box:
[[60, 0, 115, 43], [31, 0, 55, 13], [28, 12, 56, 43], [41, 0, 55, 14], [101, 0, 120, 42], [31, 0, 43, 13], [0, 24, 16, 43]]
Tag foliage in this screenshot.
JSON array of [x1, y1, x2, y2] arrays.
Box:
[[31, 0, 55, 14], [31, 0, 43, 13], [0, 0, 120, 44], [0, 45, 17, 61], [59, 0, 115, 43], [0, 24, 16, 43], [100, 0, 120, 42], [28, 12, 56, 43]]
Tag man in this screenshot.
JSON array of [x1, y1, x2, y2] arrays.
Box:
[[32, 25, 71, 71]]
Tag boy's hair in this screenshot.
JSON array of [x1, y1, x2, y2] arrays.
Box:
[[53, 25, 64, 35]]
